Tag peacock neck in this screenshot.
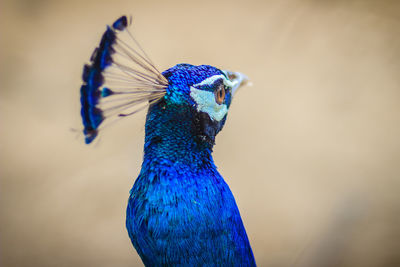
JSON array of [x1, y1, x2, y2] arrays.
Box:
[[142, 100, 215, 172]]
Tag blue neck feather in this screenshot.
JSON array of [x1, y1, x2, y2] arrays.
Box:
[[143, 100, 214, 171]]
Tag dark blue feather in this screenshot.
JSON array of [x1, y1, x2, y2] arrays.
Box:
[[94, 27, 116, 70], [101, 87, 113, 97], [112, 16, 128, 31], [80, 27, 116, 142]]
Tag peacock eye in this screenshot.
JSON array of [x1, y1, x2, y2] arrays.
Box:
[[214, 84, 225, 105]]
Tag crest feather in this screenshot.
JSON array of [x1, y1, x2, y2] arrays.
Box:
[[80, 16, 168, 144]]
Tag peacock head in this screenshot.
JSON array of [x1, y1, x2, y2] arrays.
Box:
[[160, 64, 248, 142]]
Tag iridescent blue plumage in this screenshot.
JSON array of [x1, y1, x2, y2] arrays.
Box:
[[127, 64, 255, 266], [80, 25, 115, 143], [80, 16, 255, 266]]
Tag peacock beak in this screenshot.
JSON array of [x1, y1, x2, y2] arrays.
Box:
[[223, 71, 250, 95]]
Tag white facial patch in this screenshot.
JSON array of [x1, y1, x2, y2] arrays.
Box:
[[190, 87, 228, 122], [194, 74, 237, 89]]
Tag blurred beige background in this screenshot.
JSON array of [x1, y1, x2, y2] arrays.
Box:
[[1, 0, 400, 266]]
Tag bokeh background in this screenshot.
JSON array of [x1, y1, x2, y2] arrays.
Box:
[[1, 0, 400, 266]]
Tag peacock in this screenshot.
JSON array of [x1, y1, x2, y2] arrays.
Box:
[[80, 15, 256, 266]]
